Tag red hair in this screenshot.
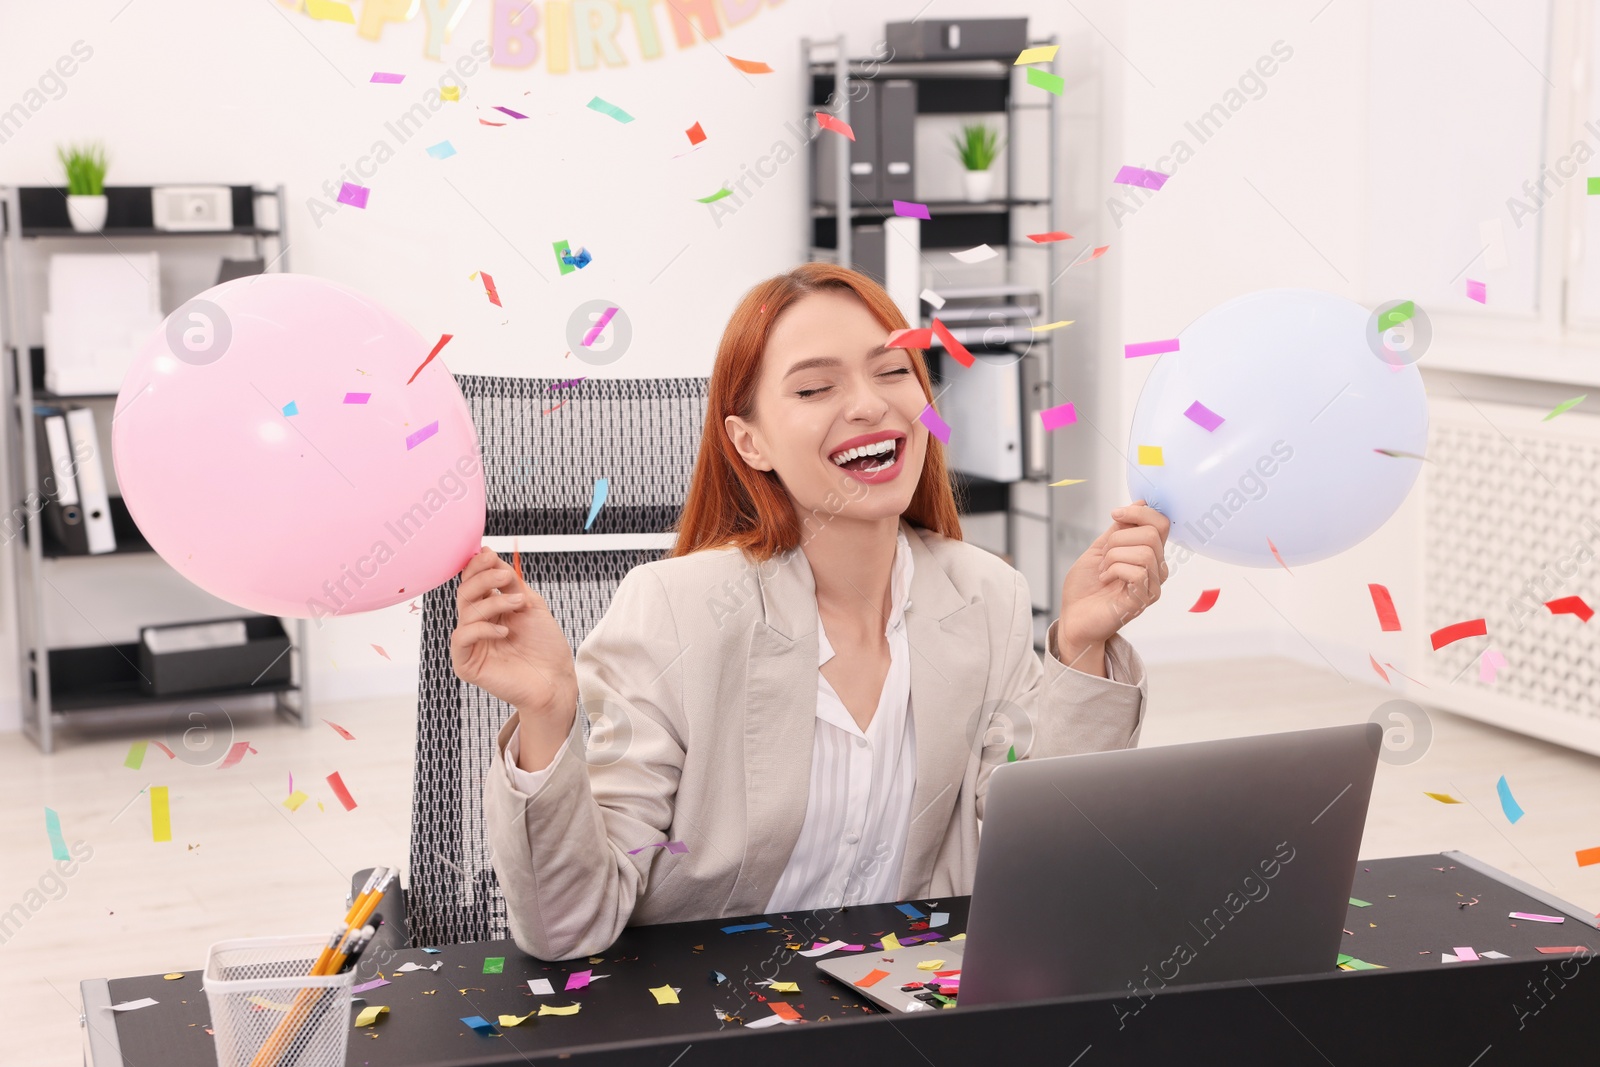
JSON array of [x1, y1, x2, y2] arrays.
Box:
[[671, 263, 963, 562]]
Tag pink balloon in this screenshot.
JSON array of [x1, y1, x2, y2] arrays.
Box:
[[112, 273, 485, 618]]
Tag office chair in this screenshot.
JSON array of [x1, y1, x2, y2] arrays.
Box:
[[351, 374, 710, 950]]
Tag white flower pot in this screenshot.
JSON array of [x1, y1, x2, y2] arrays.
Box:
[[67, 194, 108, 232], [962, 169, 995, 203]]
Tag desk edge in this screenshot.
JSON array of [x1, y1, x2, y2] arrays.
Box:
[[79, 978, 125, 1067], [1444, 849, 1600, 929]]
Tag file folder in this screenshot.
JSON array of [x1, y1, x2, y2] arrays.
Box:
[[33, 406, 88, 555], [64, 407, 116, 553]]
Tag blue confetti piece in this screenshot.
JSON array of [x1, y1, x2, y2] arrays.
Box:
[[895, 903, 926, 920], [422, 947, 442, 953], [584, 477, 608, 530], [721, 921, 771, 934], [426, 140, 457, 160], [44, 807, 69, 861], [282, 400, 298, 417], [1496, 774, 1524, 824], [460, 1015, 498, 1035], [711, 970, 727, 983]]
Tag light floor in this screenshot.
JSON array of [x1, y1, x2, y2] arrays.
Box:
[[4, 657, 1600, 1065]]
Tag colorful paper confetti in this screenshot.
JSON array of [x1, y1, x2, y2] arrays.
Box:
[[727, 56, 773, 74], [44, 807, 69, 861], [816, 111, 855, 140], [919, 404, 951, 444], [1025, 66, 1065, 95], [1368, 584, 1402, 631], [479, 271, 501, 306], [343, 392, 370, 404], [1183, 400, 1224, 432], [585, 477, 608, 530], [1189, 589, 1221, 613], [404, 421, 439, 451], [1125, 338, 1180, 358], [426, 140, 456, 160], [1014, 45, 1060, 65], [1546, 596, 1594, 622], [369, 71, 404, 84], [1479, 648, 1507, 683], [686, 121, 706, 145], [581, 307, 618, 347], [1114, 165, 1169, 190], [324, 720, 355, 740], [1039, 402, 1077, 431], [326, 772, 358, 811], [587, 96, 633, 123], [886, 328, 933, 349], [1431, 618, 1487, 650], [336, 182, 369, 209], [1027, 231, 1072, 243], [150, 786, 171, 843], [950, 243, 998, 264], [930, 318, 973, 368], [1496, 775, 1524, 824], [1542, 395, 1586, 421], [1136, 445, 1164, 466], [406, 333, 452, 385], [892, 199, 930, 219], [696, 186, 733, 203], [125, 741, 147, 770], [1465, 279, 1486, 303]]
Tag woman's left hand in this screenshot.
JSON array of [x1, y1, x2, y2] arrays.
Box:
[[1056, 501, 1171, 672]]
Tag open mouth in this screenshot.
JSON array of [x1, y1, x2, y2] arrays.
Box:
[[829, 434, 903, 474]]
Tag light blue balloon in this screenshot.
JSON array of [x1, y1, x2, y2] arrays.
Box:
[[1126, 288, 1427, 567]]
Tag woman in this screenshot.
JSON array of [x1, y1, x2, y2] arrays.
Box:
[[452, 263, 1170, 961]]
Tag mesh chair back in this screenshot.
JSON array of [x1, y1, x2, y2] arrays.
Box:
[[409, 374, 709, 948]]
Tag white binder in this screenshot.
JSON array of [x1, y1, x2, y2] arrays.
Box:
[[64, 407, 115, 553], [42, 414, 79, 506]]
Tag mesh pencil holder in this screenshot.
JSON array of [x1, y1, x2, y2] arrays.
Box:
[[203, 934, 356, 1067]]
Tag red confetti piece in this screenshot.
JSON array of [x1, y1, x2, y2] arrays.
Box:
[[218, 741, 253, 770], [1545, 596, 1594, 622], [512, 546, 522, 585], [886, 328, 933, 350], [686, 121, 706, 145], [324, 720, 356, 741], [1188, 589, 1221, 613], [542, 400, 568, 415], [1368, 583, 1402, 631], [930, 318, 973, 368], [1369, 655, 1390, 684], [1027, 231, 1072, 243], [768, 1001, 800, 1020], [728, 55, 773, 74], [1430, 618, 1487, 650], [814, 111, 855, 141], [478, 118, 506, 126], [407, 333, 452, 385], [150, 741, 176, 759], [480, 271, 501, 307], [372, 644, 390, 660], [326, 771, 358, 811], [1267, 537, 1292, 574]]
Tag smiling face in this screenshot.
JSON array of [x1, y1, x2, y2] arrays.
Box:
[[723, 288, 931, 528]]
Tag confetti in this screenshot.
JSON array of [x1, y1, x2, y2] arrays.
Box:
[[696, 186, 733, 203], [915, 960, 946, 971], [304, 0, 354, 22], [354, 1005, 390, 1027], [553, 239, 576, 275], [370, 71, 404, 84], [405, 421, 440, 450], [44, 807, 69, 861], [1424, 792, 1461, 804], [1188, 589, 1221, 613], [798, 941, 850, 957], [1039, 402, 1077, 431], [930, 912, 949, 928], [893, 199, 930, 219], [886, 328, 933, 349], [538, 1003, 581, 1016], [324, 720, 355, 741], [920, 288, 945, 309], [284, 791, 310, 811], [351, 978, 389, 994], [150, 786, 171, 842], [1368, 584, 1402, 631], [721, 921, 772, 934], [919, 404, 951, 444], [1183, 401, 1225, 432], [561, 247, 592, 268], [1125, 338, 1179, 358], [479, 271, 501, 306], [125, 741, 148, 770], [856, 968, 892, 988], [550, 377, 587, 390], [1349, 897, 1372, 908], [727, 56, 773, 74], [895, 903, 926, 919], [1267, 537, 1292, 573], [1030, 320, 1074, 331], [1136, 445, 1163, 466], [816, 111, 855, 140], [439, 85, 459, 101], [1049, 478, 1087, 486], [1496, 775, 1524, 824], [164, 973, 184, 980], [326, 772, 358, 811], [581, 307, 618, 347], [950, 243, 998, 264], [1379, 301, 1416, 329], [483, 957, 505, 974], [336, 182, 369, 209], [1537, 945, 1590, 953], [1465, 279, 1486, 303], [1509, 912, 1565, 923], [686, 121, 706, 145], [111, 998, 159, 1011], [493, 105, 527, 119], [1015, 45, 1059, 65], [460, 1015, 498, 1035], [1430, 618, 1487, 650], [1027, 231, 1072, 243], [1479, 648, 1506, 683], [587, 96, 633, 123], [281, 401, 298, 417], [880, 933, 903, 951], [565, 970, 591, 990], [372, 644, 390, 660], [1545, 596, 1594, 622], [498, 1011, 536, 1026], [217, 742, 254, 770], [1114, 165, 1169, 190], [584, 477, 608, 530], [930, 318, 973, 368], [344, 392, 371, 405], [1543, 395, 1586, 420], [406, 333, 452, 385], [529, 978, 555, 994], [1025, 66, 1064, 95], [426, 140, 456, 160], [1369, 655, 1390, 683], [769, 1001, 801, 1021]]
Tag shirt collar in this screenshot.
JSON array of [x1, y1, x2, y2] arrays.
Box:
[[817, 525, 915, 667]]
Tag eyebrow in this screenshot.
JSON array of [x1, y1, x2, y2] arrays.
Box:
[[782, 344, 896, 380]]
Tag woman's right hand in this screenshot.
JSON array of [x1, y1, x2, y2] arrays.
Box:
[[450, 547, 579, 717]]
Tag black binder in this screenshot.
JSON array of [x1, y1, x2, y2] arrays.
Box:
[[32, 404, 88, 555]]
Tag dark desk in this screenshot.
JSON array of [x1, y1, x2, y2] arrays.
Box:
[[84, 852, 1600, 1066]]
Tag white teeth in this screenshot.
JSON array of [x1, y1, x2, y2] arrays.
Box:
[[831, 438, 898, 465]]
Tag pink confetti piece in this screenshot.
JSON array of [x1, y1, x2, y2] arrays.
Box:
[[343, 392, 371, 404], [549, 377, 587, 390], [1113, 165, 1169, 190], [815, 111, 855, 140], [371, 644, 390, 660], [1039, 402, 1077, 431], [1183, 400, 1225, 432], [336, 181, 370, 209], [1454, 946, 1479, 961], [217, 741, 253, 770], [581, 307, 618, 347], [565, 970, 592, 990], [1509, 912, 1565, 923], [480, 271, 501, 306], [1466, 279, 1486, 303], [352, 978, 390, 993], [892, 199, 930, 219], [405, 421, 439, 450], [1478, 648, 1506, 684], [493, 105, 528, 119], [1125, 338, 1180, 359], [324, 719, 356, 741], [369, 72, 404, 84], [918, 404, 951, 444]]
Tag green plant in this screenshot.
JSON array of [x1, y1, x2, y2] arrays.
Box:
[[950, 123, 1004, 172], [57, 141, 108, 196]]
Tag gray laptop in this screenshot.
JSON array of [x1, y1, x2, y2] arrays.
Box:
[[816, 723, 1381, 1011]]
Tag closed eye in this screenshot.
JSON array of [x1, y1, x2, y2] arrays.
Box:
[[796, 368, 912, 399]]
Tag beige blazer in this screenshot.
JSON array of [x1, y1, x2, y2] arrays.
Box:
[[484, 518, 1147, 961]]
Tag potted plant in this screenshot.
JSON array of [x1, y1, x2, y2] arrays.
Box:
[[58, 141, 109, 232], [950, 123, 1004, 203]]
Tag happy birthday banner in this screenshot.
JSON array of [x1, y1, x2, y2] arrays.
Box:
[[289, 0, 781, 70]]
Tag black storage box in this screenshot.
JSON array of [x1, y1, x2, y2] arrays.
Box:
[[885, 18, 1028, 61], [137, 616, 292, 697]]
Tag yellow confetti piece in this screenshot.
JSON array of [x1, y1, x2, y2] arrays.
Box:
[[1030, 320, 1075, 331], [767, 981, 799, 993], [951, 933, 967, 941], [354, 1005, 389, 1027], [497, 1011, 535, 1026], [304, 0, 355, 23], [1049, 479, 1087, 487], [880, 933, 902, 950], [915, 960, 946, 971], [163, 973, 184, 981], [649, 985, 680, 1005], [150, 786, 172, 843], [1137, 445, 1164, 466], [440, 85, 460, 101], [284, 790, 310, 811], [1014, 45, 1059, 65], [1424, 791, 1462, 804], [588, 957, 605, 965], [539, 1003, 582, 1016]]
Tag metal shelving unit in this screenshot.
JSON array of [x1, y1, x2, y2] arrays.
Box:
[[0, 184, 311, 752], [800, 33, 1066, 628]]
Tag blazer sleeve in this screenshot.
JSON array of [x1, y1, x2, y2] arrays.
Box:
[[975, 569, 1147, 821], [482, 565, 688, 961]]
